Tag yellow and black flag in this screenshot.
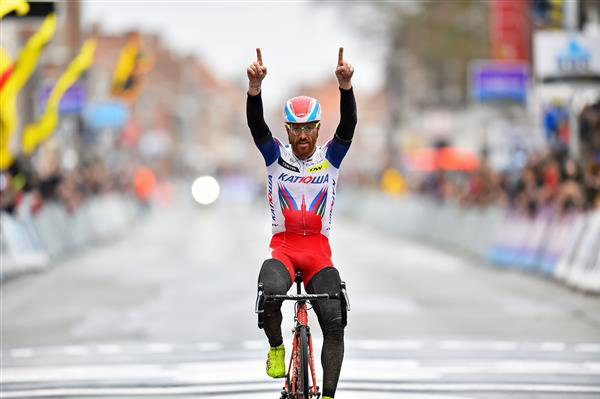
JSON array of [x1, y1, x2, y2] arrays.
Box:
[[0, 0, 30, 18], [21, 39, 96, 155], [0, 13, 56, 170], [111, 32, 152, 103]]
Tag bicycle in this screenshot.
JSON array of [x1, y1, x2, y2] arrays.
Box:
[[255, 271, 350, 399]]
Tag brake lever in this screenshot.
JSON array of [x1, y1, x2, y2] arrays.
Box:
[[255, 283, 265, 314], [340, 282, 350, 311]]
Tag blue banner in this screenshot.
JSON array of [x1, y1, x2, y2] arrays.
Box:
[[472, 62, 529, 104]]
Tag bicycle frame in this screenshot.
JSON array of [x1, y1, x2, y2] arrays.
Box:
[[255, 271, 350, 399], [285, 286, 319, 398]]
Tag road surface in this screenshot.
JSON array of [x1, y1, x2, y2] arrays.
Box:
[[2, 189, 599, 398]]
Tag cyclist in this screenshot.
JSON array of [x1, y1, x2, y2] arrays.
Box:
[[246, 47, 356, 399]]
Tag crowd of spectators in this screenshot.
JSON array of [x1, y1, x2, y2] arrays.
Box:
[[0, 156, 143, 217], [416, 101, 600, 217], [416, 148, 600, 217]]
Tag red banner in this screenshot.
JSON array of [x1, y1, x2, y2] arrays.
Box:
[[489, 0, 531, 62]]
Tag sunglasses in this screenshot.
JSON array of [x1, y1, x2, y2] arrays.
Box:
[[286, 122, 320, 135]]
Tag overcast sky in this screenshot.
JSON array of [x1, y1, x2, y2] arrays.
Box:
[[81, 1, 385, 108]]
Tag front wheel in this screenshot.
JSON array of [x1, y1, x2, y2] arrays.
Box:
[[296, 326, 310, 398]]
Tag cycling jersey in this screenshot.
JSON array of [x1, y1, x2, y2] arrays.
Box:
[[256, 137, 345, 236], [247, 88, 356, 237]]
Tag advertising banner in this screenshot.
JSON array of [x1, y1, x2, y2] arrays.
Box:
[[534, 31, 600, 79], [489, 0, 530, 61], [471, 61, 529, 103], [84, 101, 128, 129], [39, 83, 85, 115]]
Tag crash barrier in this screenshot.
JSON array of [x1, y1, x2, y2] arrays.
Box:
[[337, 188, 600, 294], [0, 194, 142, 282]]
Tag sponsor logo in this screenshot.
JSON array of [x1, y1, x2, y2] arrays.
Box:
[[278, 157, 300, 173], [328, 178, 336, 229], [267, 175, 275, 222], [308, 160, 329, 173], [278, 173, 329, 185]]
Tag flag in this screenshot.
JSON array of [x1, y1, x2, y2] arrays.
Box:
[[21, 39, 96, 154], [0, 0, 29, 19], [111, 42, 139, 96], [0, 48, 14, 90], [111, 33, 152, 102], [0, 13, 56, 170]]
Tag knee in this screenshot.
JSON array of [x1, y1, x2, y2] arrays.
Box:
[[259, 259, 291, 295]]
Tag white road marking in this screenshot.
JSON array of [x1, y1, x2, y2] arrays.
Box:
[[95, 344, 122, 355], [62, 346, 89, 356], [9, 348, 34, 358], [242, 340, 265, 350], [438, 341, 518, 351], [3, 340, 600, 359], [585, 362, 600, 371], [196, 342, 223, 352], [340, 382, 600, 394], [575, 343, 600, 352], [353, 339, 423, 350], [145, 343, 172, 353], [3, 359, 599, 385], [0, 383, 278, 398], [1, 382, 599, 398], [540, 342, 566, 351], [426, 360, 600, 376]]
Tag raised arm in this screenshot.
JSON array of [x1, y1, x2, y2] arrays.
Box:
[[334, 47, 357, 144], [327, 48, 357, 168], [246, 48, 279, 165]]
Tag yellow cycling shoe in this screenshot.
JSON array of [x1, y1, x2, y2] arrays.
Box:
[[266, 343, 286, 378]]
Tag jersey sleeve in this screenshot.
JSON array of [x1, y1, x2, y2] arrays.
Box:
[[325, 137, 351, 169], [257, 137, 281, 166], [326, 87, 356, 168], [247, 92, 280, 166]]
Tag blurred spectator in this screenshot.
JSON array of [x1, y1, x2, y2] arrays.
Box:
[[584, 163, 600, 210], [133, 165, 156, 206], [543, 101, 570, 149], [0, 155, 151, 218], [407, 143, 600, 219], [580, 101, 600, 162]]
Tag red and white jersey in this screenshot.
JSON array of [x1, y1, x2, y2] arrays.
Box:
[[261, 137, 348, 237]]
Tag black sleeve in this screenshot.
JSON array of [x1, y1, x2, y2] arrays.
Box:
[[246, 92, 272, 146], [334, 87, 357, 144]]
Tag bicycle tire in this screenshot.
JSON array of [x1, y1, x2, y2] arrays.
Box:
[[298, 326, 310, 398]]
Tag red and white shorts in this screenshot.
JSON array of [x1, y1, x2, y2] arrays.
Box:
[[269, 232, 334, 286]]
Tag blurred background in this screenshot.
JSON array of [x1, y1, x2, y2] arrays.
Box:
[[1, 1, 600, 398]]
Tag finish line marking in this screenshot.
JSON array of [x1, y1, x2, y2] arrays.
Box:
[[3, 359, 600, 385], [1, 382, 600, 398], [5, 339, 600, 359]]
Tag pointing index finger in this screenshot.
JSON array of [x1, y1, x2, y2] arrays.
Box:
[[256, 48, 263, 66], [338, 47, 344, 66]]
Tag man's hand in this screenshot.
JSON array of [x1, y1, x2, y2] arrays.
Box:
[[335, 47, 353, 90], [247, 48, 267, 96]]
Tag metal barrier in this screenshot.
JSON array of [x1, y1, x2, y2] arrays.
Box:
[[1, 212, 49, 278], [0, 194, 140, 282]]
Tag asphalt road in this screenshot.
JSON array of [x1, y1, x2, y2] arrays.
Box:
[[2, 189, 600, 398]]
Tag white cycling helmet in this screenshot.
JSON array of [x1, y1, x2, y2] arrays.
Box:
[[284, 96, 321, 123]]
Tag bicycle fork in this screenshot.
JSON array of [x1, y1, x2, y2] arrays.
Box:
[[284, 301, 320, 398]]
